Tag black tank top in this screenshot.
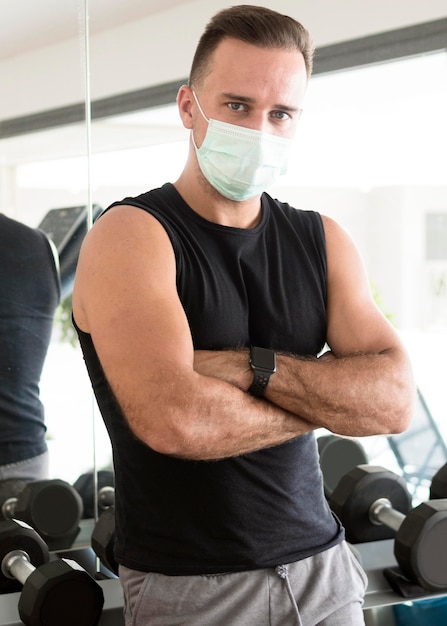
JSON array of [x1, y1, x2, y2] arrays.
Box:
[[75, 183, 343, 574], [0, 215, 60, 465]]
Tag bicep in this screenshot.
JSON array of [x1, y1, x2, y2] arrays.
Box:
[[323, 215, 402, 357], [73, 206, 194, 407]]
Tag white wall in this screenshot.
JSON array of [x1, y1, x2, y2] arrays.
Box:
[[1, 0, 447, 119], [367, 186, 447, 330]]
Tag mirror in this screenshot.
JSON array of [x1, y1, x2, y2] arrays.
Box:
[[0, 0, 95, 488]]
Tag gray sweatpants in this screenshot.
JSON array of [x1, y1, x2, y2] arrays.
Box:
[[0, 450, 49, 482], [119, 541, 368, 626]]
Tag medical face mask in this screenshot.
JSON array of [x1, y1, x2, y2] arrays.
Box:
[[192, 92, 293, 202]]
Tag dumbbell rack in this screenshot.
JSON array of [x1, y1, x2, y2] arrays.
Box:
[[358, 538, 447, 625], [0, 520, 446, 625]]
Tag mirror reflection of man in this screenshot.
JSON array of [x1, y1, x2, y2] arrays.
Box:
[[0, 214, 60, 481]]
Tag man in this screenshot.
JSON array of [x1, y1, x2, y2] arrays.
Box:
[[73, 5, 415, 625], [0, 214, 60, 480]]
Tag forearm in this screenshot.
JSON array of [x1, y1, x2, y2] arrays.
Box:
[[130, 368, 315, 461], [265, 349, 416, 436], [113, 349, 315, 461], [165, 373, 315, 460], [194, 347, 416, 438]]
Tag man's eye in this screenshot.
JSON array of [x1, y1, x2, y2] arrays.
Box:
[[228, 103, 246, 112], [271, 110, 290, 121]]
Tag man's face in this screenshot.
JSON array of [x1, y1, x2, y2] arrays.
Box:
[[192, 37, 308, 146]]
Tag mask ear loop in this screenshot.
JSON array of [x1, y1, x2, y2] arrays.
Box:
[[192, 91, 210, 123], [190, 91, 210, 151]]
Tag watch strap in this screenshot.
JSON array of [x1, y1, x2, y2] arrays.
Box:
[[248, 346, 276, 397], [248, 370, 273, 397]]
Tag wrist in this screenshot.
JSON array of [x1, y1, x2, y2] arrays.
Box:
[[248, 346, 277, 397]]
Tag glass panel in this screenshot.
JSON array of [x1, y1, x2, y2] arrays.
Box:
[[0, 1, 93, 488]]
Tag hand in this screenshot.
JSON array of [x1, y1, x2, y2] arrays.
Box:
[[194, 349, 251, 391]]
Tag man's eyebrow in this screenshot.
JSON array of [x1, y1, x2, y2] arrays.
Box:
[[220, 92, 300, 113]]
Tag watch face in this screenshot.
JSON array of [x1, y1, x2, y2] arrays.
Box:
[[251, 346, 276, 371]]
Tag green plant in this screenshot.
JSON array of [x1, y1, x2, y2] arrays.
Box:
[[54, 294, 78, 347], [371, 282, 394, 323]]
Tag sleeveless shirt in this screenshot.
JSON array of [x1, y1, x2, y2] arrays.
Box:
[[0, 214, 60, 465], [75, 183, 343, 575]]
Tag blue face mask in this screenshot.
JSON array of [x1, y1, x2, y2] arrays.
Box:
[[192, 92, 293, 202]]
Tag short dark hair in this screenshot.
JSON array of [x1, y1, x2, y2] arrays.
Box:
[[189, 5, 314, 88]]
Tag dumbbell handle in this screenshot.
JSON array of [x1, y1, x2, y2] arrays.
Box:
[[2, 497, 18, 520], [369, 497, 405, 532], [98, 486, 115, 510], [1, 550, 34, 585]]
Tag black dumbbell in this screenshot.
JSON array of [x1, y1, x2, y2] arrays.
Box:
[[73, 472, 117, 574], [73, 470, 115, 519], [0, 479, 83, 550], [0, 519, 104, 626], [430, 463, 447, 500], [317, 435, 369, 498], [91, 505, 118, 576], [330, 465, 447, 591]]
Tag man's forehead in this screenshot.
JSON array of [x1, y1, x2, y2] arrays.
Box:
[[201, 40, 307, 102]]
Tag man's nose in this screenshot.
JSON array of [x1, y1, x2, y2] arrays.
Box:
[[245, 111, 270, 133]]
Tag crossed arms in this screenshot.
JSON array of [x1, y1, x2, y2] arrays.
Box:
[[72, 205, 416, 460]]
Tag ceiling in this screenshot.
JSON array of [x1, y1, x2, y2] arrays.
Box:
[[0, 0, 187, 60], [0, 0, 189, 164]]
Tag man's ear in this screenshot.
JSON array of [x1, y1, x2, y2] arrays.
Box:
[[177, 85, 194, 130]]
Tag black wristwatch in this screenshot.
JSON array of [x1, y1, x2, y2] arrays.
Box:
[[248, 346, 276, 397]]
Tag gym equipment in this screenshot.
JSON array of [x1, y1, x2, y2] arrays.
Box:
[[0, 519, 104, 625], [91, 505, 118, 576], [73, 470, 115, 519], [387, 388, 447, 496], [38, 204, 103, 299], [317, 434, 369, 498], [330, 465, 447, 591], [73, 472, 117, 574], [0, 479, 83, 551], [430, 462, 447, 500]]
